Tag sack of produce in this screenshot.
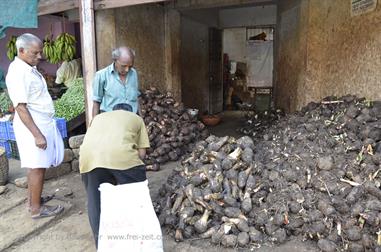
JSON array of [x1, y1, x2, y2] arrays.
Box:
[[98, 180, 163, 252]]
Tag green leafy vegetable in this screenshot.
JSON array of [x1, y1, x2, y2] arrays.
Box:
[[54, 78, 85, 120], [0, 91, 12, 113]]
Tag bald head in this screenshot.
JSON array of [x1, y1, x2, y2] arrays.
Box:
[[112, 47, 135, 64], [112, 47, 135, 77]]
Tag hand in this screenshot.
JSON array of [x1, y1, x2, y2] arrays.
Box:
[[35, 134, 47, 150]]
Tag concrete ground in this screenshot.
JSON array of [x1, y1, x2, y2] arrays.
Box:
[[0, 111, 319, 252]]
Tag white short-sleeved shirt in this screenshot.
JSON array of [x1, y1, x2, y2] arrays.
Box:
[[5, 57, 63, 169], [6, 57, 54, 118]]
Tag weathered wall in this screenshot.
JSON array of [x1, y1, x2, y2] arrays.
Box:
[[114, 4, 166, 91], [277, 0, 381, 112], [0, 15, 76, 76], [219, 5, 277, 27], [181, 17, 209, 112], [223, 28, 247, 62], [95, 9, 116, 70], [305, 0, 381, 107], [181, 9, 219, 27], [276, 0, 309, 112]]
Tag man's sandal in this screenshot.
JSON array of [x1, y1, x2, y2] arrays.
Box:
[[31, 205, 64, 219], [41, 194, 54, 204]]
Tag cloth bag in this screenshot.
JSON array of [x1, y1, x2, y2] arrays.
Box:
[[97, 180, 163, 252]]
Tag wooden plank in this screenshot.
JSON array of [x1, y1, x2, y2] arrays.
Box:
[[67, 112, 86, 132], [174, 0, 275, 10], [38, 0, 78, 16], [79, 0, 97, 127], [94, 0, 167, 10]]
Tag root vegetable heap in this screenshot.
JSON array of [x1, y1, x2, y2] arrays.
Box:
[[140, 88, 209, 165], [156, 95, 381, 251]]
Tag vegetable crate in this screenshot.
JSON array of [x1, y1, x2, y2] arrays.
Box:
[[0, 140, 12, 158], [0, 122, 8, 140], [6, 117, 67, 141], [9, 140, 19, 160]]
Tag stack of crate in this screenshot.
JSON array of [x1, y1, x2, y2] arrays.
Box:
[[0, 118, 67, 159]]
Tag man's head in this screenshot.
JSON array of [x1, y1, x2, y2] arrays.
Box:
[[16, 33, 43, 66], [113, 103, 133, 112], [112, 47, 135, 76]]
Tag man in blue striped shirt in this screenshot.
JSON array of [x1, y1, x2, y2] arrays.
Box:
[[92, 47, 140, 117]]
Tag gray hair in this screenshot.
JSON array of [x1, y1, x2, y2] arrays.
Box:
[[111, 47, 135, 60], [16, 33, 42, 53]]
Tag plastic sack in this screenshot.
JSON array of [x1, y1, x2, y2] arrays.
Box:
[[97, 180, 163, 252]]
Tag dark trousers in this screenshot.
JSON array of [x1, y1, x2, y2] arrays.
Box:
[[81, 165, 146, 248]]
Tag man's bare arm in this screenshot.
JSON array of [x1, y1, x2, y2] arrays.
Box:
[[15, 103, 47, 149], [92, 101, 100, 118], [138, 148, 146, 160]]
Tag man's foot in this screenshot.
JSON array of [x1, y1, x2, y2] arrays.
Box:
[[27, 194, 55, 212], [31, 205, 64, 219]]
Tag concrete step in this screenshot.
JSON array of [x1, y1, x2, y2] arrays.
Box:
[[0, 199, 72, 251], [8, 212, 95, 252]]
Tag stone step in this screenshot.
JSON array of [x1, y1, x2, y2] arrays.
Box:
[[9, 212, 95, 252], [0, 199, 71, 251]]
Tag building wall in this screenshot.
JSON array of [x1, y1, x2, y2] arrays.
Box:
[[219, 5, 277, 28], [223, 28, 247, 62], [276, 0, 309, 112], [114, 4, 166, 91], [181, 17, 209, 113], [277, 0, 381, 112], [0, 15, 76, 76], [305, 0, 381, 107]]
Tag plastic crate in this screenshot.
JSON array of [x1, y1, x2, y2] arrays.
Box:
[[8, 140, 19, 160], [0, 140, 12, 158], [7, 121, 15, 141], [0, 121, 8, 140], [55, 117, 67, 138], [6, 118, 67, 140]]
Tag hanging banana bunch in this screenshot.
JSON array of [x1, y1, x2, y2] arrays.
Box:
[[6, 36, 17, 61], [54, 32, 76, 62], [43, 34, 58, 64]]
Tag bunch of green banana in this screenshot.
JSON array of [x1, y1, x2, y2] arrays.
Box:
[[6, 36, 17, 61], [43, 35, 58, 64], [54, 32, 76, 62]]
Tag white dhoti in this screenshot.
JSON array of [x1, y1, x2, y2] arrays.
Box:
[[13, 111, 64, 169]]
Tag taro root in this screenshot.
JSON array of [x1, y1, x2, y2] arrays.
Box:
[[346, 186, 364, 204], [345, 226, 362, 241], [194, 209, 211, 233], [223, 195, 239, 207], [317, 200, 336, 216], [238, 166, 252, 189], [221, 234, 237, 247], [272, 228, 287, 244], [140, 88, 208, 165], [211, 225, 225, 244], [348, 242, 364, 252], [317, 239, 338, 252], [241, 196, 252, 214], [156, 97, 381, 250], [224, 207, 243, 218], [183, 225, 194, 239], [365, 199, 381, 211], [199, 225, 220, 239], [237, 232, 250, 247], [249, 226, 263, 243]]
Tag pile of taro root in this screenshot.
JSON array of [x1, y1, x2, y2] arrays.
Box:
[[156, 95, 381, 251], [140, 88, 209, 165], [237, 109, 285, 137]]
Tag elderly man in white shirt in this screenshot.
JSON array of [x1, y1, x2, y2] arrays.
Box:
[[6, 33, 64, 219]]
